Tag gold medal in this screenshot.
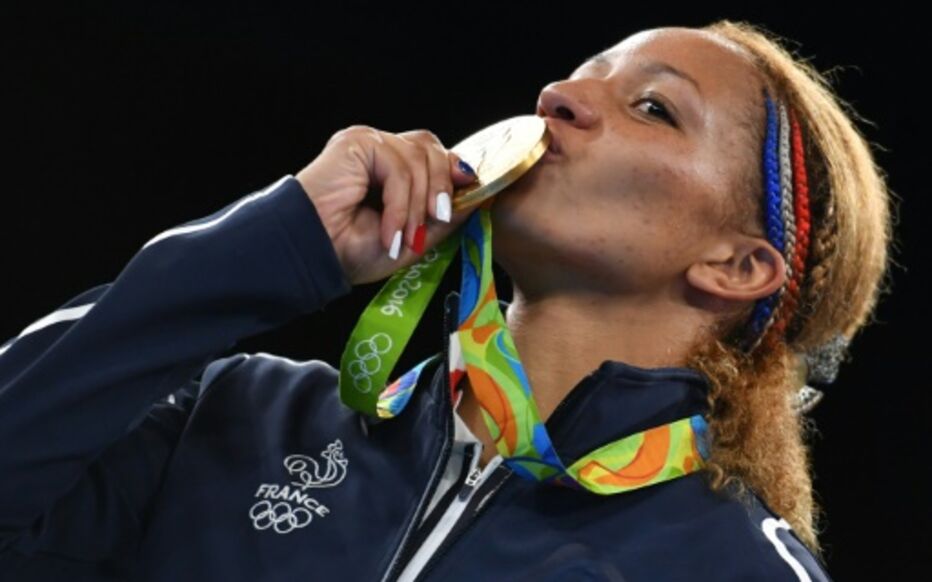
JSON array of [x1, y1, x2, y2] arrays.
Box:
[[449, 115, 551, 212]]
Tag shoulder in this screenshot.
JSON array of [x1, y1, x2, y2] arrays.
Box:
[[723, 483, 834, 581], [649, 474, 833, 581], [178, 351, 363, 438], [194, 352, 339, 400]]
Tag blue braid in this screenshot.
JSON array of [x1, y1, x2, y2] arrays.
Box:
[[746, 90, 785, 341]]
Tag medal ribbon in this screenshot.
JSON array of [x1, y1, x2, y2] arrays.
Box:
[[340, 199, 711, 494]]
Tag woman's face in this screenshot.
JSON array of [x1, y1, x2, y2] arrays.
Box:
[[492, 27, 771, 301]]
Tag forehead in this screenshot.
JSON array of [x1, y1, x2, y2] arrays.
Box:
[[589, 28, 760, 105]]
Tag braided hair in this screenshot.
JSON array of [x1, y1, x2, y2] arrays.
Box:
[[742, 89, 841, 354], [682, 19, 896, 559]]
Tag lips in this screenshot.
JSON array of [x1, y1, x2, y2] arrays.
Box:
[[542, 118, 563, 157], [542, 134, 562, 161]]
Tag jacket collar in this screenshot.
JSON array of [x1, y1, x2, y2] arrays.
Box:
[[441, 290, 711, 462]]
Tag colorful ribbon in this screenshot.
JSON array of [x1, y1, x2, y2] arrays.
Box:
[[340, 198, 711, 494]]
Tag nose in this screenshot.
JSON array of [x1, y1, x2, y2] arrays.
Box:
[[535, 81, 599, 129]]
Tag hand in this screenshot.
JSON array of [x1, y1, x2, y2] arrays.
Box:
[[295, 125, 479, 286]]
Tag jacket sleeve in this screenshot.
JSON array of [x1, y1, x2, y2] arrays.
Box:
[[0, 175, 352, 563]]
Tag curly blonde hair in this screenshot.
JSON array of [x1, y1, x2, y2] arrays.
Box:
[[683, 20, 898, 560]]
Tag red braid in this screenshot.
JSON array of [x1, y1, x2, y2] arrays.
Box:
[[790, 109, 812, 292], [771, 107, 811, 339]]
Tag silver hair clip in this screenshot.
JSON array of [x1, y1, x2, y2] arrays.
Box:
[[793, 384, 825, 414], [804, 333, 849, 385], [791, 333, 850, 414]]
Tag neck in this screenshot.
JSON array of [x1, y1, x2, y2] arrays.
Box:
[[456, 287, 708, 464]]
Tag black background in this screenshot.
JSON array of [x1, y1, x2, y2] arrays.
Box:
[[4, 2, 925, 578]]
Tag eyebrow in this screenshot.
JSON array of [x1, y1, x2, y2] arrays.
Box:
[[582, 51, 703, 96]]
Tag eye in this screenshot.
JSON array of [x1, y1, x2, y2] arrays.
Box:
[[634, 96, 678, 127]]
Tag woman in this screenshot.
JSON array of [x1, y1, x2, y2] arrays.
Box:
[[0, 21, 891, 581]]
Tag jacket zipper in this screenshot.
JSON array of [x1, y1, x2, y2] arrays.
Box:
[[378, 292, 461, 582], [411, 459, 513, 581], [462, 462, 483, 494], [394, 447, 505, 582]]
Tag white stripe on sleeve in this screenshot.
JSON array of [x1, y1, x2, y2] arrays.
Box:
[[762, 517, 812, 582], [141, 175, 291, 250], [0, 303, 96, 357]]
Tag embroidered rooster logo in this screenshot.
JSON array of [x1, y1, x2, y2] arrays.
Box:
[[284, 439, 349, 490], [249, 438, 349, 534]]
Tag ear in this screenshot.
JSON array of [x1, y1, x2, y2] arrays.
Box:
[[685, 235, 786, 302]]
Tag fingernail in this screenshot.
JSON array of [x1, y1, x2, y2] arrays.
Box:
[[436, 192, 452, 223], [458, 159, 477, 177], [412, 223, 427, 254], [388, 229, 402, 260]]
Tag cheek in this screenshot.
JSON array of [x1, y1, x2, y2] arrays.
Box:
[[586, 134, 684, 197], [584, 145, 704, 228], [579, 149, 719, 265]]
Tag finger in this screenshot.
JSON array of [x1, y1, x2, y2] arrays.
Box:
[[424, 142, 454, 225], [366, 130, 412, 256], [401, 131, 476, 221], [388, 134, 429, 251]]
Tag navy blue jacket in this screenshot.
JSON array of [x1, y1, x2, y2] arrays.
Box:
[[0, 176, 833, 581]]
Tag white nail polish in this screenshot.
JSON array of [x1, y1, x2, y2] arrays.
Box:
[[388, 229, 403, 260], [436, 192, 451, 223]]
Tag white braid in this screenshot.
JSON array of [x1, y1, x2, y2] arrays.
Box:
[[779, 102, 796, 285]]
